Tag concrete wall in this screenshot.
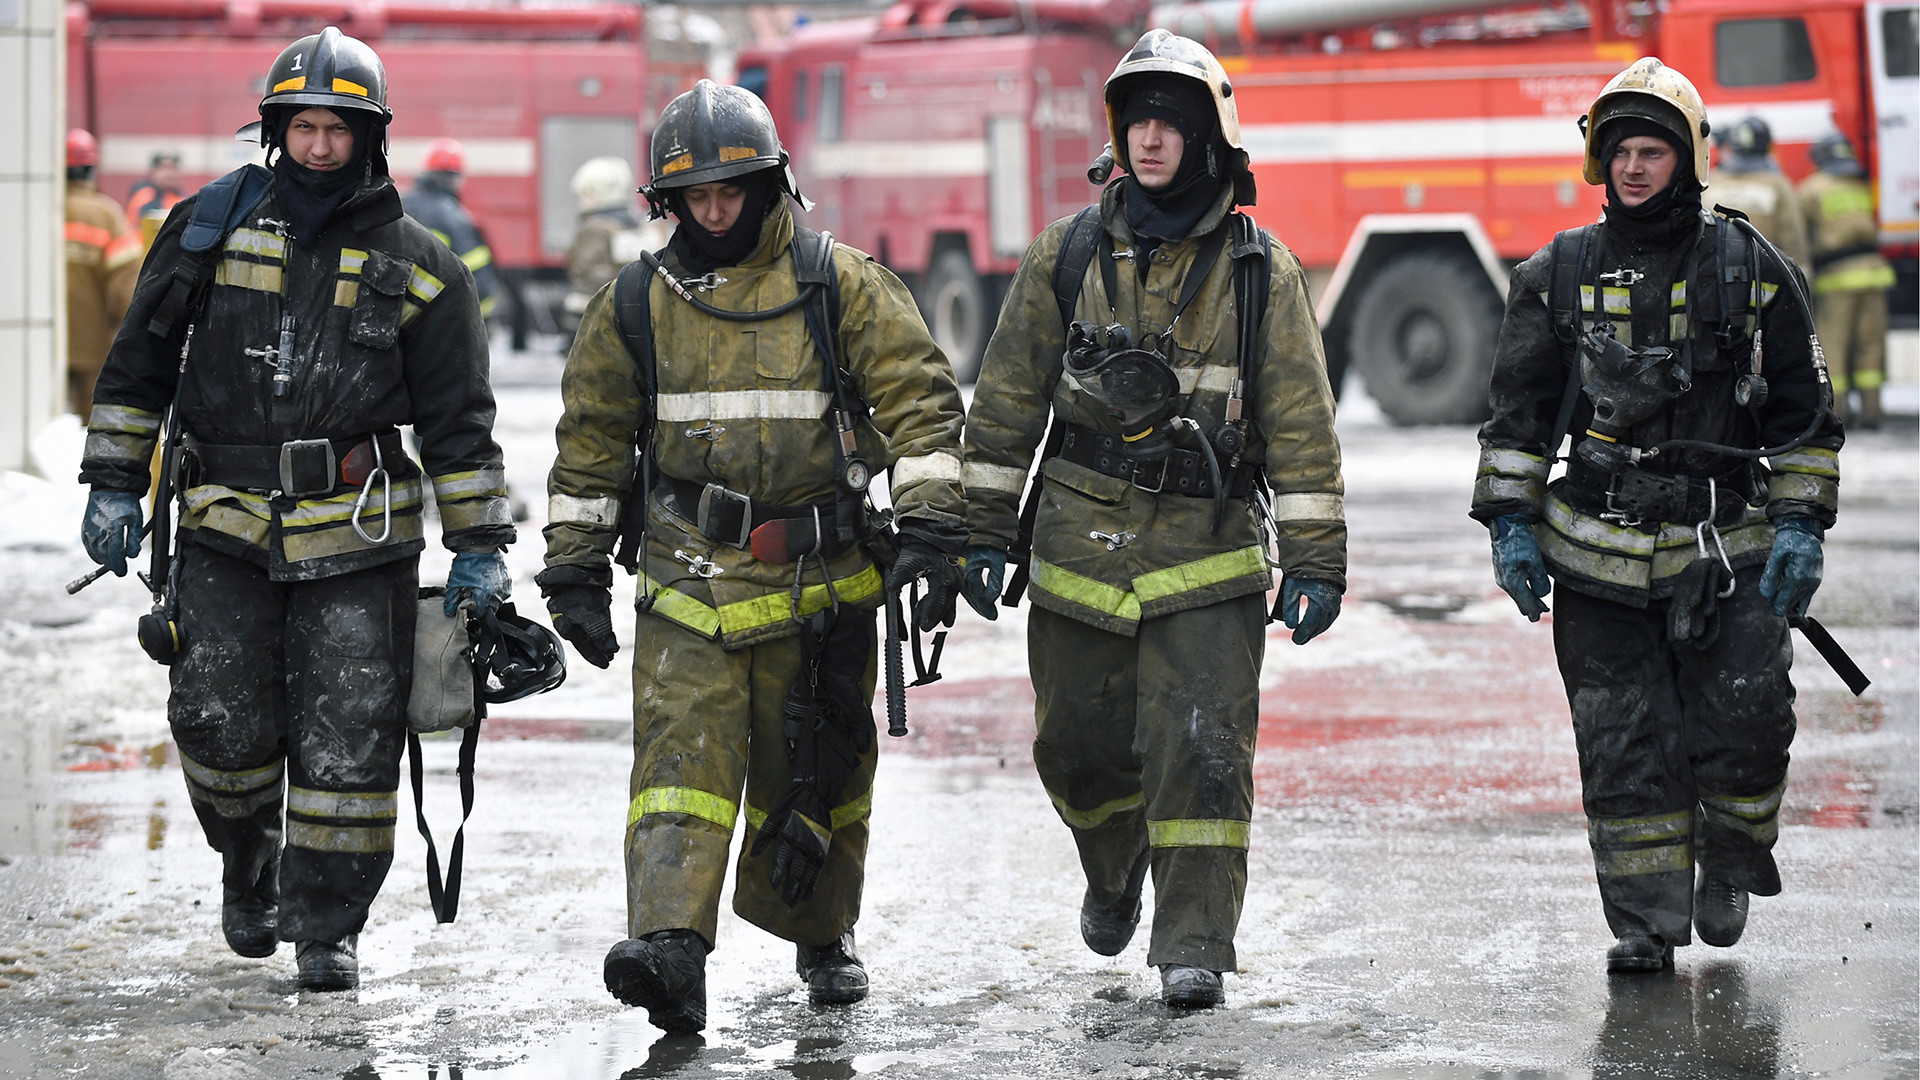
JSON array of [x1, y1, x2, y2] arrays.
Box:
[[0, 0, 64, 476]]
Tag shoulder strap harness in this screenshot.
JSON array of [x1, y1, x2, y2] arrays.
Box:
[[146, 164, 274, 340]]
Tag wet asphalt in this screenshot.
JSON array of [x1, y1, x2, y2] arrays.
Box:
[[0, 351, 1913, 1079]]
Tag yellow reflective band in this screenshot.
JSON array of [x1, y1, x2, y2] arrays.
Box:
[[286, 820, 395, 854], [338, 248, 367, 274], [1819, 188, 1874, 217], [87, 404, 163, 436], [226, 228, 287, 259], [288, 787, 398, 820], [1700, 782, 1785, 821], [1670, 280, 1686, 308], [719, 146, 760, 162], [638, 576, 724, 638], [272, 76, 307, 93], [1579, 285, 1632, 315], [84, 431, 155, 464], [461, 245, 493, 272], [1588, 809, 1693, 846], [431, 468, 508, 501], [627, 786, 738, 830], [1478, 447, 1550, 480], [279, 479, 424, 527], [1594, 842, 1692, 877], [1147, 818, 1250, 848], [429, 227, 452, 247], [406, 267, 445, 303], [180, 753, 284, 794], [216, 259, 284, 294], [1854, 368, 1885, 389], [187, 784, 282, 820], [1815, 264, 1898, 293], [716, 564, 883, 637], [401, 300, 424, 328], [334, 281, 359, 307], [746, 789, 872, 835], [1133, 545, 1268, 606], [661, 152, 694, 175], [1030, 559, 1141, 622], [1048, 789, 1144, 830], [332, 77, 368, 96]]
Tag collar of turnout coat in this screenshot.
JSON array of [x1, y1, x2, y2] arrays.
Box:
[[663, 199, 797, 277]]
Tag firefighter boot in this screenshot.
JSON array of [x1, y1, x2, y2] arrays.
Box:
[[1081, 847, 1151, 956], [1160, 966, 1225, 1008], [797, 930, 869, 1006], [1606, 933, 1674, 974], [221, 850, 279, 958], [295, 934, 359, 991], [1858, 386, 1883, 431], [604, 930, 708, 1033], [1694, 871, 1750, 948]]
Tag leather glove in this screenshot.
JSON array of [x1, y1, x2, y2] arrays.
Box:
[[82, 489, 144, 577], [546, 584, 619, 669], [960, 545, 1007, 621], [1281, 576, 1342, 645], [445, 551, 511, 617], [886, 519, 966, 632], [1491, 513, 1551, 622], [752, 806, 830, 907], [1758, 516, 1824, 618]]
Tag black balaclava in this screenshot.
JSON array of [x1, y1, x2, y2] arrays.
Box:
[[269, 106, 377, 245], [666, 168, 782, 275], [1598, 113, 1702, 247], [1117, 76, 1225, 245]]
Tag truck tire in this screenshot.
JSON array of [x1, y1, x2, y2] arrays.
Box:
[[1350, 252, 1501, 425], [923, 248, 989, 384]]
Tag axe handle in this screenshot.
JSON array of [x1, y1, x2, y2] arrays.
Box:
[[884, 591, 908, 736]]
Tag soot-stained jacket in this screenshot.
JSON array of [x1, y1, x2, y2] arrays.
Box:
[[963, 181, 1345, 637], [81, 173, 514, 582], [1471, 207, 1843, 608]]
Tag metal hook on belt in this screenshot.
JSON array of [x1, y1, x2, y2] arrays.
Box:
[[1090, 529, 1134, 551], [674, 549, 724, 579], [1696, 478, 1735, 599], [350, 435, 392, 545]]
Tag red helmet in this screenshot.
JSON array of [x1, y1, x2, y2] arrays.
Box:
[[423, 137, 465, 174], [66, 128, 100, 168]]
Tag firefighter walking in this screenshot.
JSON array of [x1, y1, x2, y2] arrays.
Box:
[[538, 80, 965, 1032], [959, 31, 1345, 1008], [561, 156, 651, 343], [1707, 116, 1810, 273], [1472, 60, 1842, 973], [403, 137, 500, 319], [1798, 132, 1895, 430], [65, 128, 142, 422], [77, 28, 513, 991]]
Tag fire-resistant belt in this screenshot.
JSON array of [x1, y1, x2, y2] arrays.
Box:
[[1566, 458, 1754, 526], [1058, 423, 1254, 500], [187, 429, 406, 499], [661, 475, 851, 560]]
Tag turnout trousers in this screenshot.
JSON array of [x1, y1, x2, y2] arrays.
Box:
[[625, 606, 879, 950], [1551, 565, 1796, 948], [1028, 594, 1265, 972], [1813, 286, 1887, 395], [169, 540, 416, 944]]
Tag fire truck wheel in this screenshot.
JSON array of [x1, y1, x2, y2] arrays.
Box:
[[1349, 252, 1500, 426], [922, 248, 988, 384]]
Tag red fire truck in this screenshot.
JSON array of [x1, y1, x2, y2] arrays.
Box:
[[741, 0, 1918, 423], [67, 0, 698, 300]]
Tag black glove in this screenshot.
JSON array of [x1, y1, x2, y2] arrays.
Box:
[[545, 585, 618, 669], [885, 519, 966, 632]]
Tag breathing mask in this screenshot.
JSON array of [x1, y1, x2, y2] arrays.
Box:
[[1063, 321, 1182, 462], [1575, 322, 1687, 474]]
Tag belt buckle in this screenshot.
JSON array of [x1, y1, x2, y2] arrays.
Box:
[[696, 482, 755, 549], [278, 438, 337, 498], [1130, 456, 1168, 494]]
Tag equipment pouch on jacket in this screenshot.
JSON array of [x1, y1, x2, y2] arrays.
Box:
[[408, 587, 478, 733], [350, 251, 413, 351]]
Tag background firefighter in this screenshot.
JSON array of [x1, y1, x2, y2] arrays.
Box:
[[1705, 116, 1810, 274], [538, 80, 965, 1033], [403, 137, 500, 320], [1471, 58, 1843, 975], [1797, 131, 1896, 431], [959, 31, 1346, 1009], [561, 156, 651, 345], [64, 128, 142, 422], [76, 28, 513, 992]]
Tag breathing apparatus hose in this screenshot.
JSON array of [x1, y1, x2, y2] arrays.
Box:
[[1642, 216, 1832, 462], [643, 252, 820, 323]]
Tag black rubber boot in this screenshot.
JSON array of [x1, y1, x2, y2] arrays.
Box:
[[604, 930, 708, 1033], [796, 930, 868, 1006], [295, 934, 359, 991], [1606, 933, 1674, 974], [1080, 848, 1150, 957], [1160, 966, 1225, 1008], [1694, 871, 1750, 947], [221, 851, 280, 959]]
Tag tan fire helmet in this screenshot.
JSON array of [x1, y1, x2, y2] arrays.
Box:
[[1103, 29, 1254, 206], [1579, 57, 1712, 186]]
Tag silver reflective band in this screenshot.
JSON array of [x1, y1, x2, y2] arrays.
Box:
[[549, 494, 619, 527], [962, 461, 1029, 494], [433, 468, 508, 500], [1268, 492, 1343, 522], [1477, 446, 1550, 482], [890, 451, 961, 489], [288, 786, 400, 820], [656, 389, 832, 423], [1175, 365, 1239, 395]]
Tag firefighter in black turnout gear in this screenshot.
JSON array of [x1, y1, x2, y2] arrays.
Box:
[[78, 29, 512, 991], [539, 81, 965, 1031], [1471, 59, 1842, 974]]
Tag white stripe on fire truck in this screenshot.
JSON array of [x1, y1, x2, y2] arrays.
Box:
[[99, 136, 538, 178]]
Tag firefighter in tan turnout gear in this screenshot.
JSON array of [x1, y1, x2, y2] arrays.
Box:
[[1798, 131, 1895, 430], [1707, 116, 1810, 273], [64, 128, 143, 421], [539, 80, 966, 1032], [1472, 60, 1842, 974], [960, 31, 1345, 1008], [77, 29, 513, 991]]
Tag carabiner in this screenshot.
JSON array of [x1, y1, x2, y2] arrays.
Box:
[[674, 549, 724, 579], [350, 435, 393, 545]]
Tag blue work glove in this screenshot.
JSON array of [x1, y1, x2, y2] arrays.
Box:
[[445, 551, 511, 617], [1491, 513, 1551, 622], [960, 545, 1007, 621], [1281, 577, 1342, 645], [82, 489, 144, 577], [1758, 516, 1824, 618]]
